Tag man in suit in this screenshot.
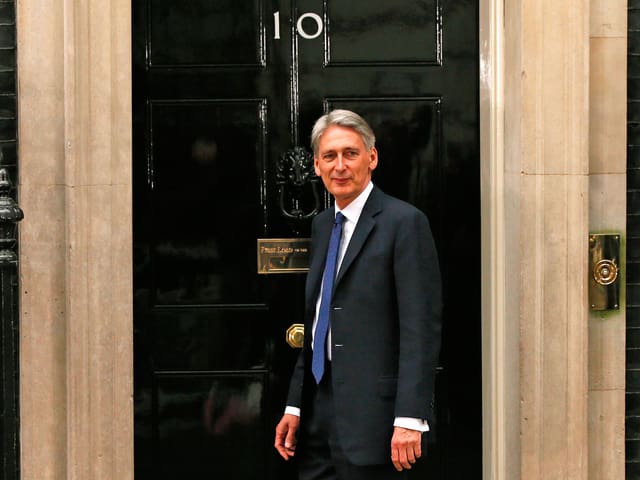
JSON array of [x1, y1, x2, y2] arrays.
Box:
[[274, 110, 442, 479]]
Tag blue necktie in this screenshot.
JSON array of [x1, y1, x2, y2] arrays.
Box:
[[312, 212, 345, 384]]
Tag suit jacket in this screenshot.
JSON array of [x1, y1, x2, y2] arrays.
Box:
[[286, 186, 442, 466]]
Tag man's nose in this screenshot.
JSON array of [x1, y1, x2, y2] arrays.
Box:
[[335, 155, 346, 170]]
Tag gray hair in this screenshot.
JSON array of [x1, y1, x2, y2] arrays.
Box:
[[310, 109, 376, 155]]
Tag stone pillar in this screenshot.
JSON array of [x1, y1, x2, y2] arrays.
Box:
[[17, 0, 133, 478], [480, 0, 522, 477], [587, 0, 627, 478], [505, 0, 590, 478]]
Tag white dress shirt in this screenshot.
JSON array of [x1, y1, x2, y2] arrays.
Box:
[[286, 182, 428, 432]]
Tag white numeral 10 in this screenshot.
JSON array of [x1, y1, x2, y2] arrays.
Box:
[[273, 11, 323, 40]]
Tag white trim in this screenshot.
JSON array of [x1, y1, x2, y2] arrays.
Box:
[[480, 0, 511, 478]]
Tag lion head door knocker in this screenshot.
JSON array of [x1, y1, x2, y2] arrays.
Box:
[[276, 146, 322, 225]]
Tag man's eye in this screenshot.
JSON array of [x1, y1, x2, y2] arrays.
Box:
[[322, 154, 335, 161]]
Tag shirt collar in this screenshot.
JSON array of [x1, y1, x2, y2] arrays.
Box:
[[335, 181, 374, 225]]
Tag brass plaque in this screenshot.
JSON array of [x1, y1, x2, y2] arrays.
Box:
[[589, 233, 621, 311], [257, 238, 311, 274]]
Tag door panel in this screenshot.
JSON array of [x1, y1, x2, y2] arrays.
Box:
[[148, 0, 266, 67], [154, 373, 267, 477], [134, 1, 480, 478], [324, 1, 441, 65], [151, 309, 270, 371], [148, 100, 266, 305]]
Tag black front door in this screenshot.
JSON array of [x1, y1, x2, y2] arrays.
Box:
[[133, 1, 481, 478]]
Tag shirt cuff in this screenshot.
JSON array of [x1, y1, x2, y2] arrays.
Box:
[[394, 417, 430, 432], [285, 406, 301, 417]]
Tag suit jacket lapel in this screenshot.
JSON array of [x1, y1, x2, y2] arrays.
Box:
[[334, 187, 383, 288], [306, 208, 334, 307]]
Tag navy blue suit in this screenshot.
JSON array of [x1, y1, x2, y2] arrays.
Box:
[[287, 186, 442, 467]]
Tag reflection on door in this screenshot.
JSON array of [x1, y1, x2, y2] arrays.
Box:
[[133, 1, 481, 478]]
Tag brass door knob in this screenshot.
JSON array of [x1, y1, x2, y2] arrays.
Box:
[[286, 324, 304, 349]]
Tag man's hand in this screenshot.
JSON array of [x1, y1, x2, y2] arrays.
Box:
[[274, 413, 300, 460], [390, 426, 422, 471]]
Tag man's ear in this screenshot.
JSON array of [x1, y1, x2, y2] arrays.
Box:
[[314, 156, 321, 176]]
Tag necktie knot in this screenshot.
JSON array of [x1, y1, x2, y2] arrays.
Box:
[[335, 212, 345, 226]]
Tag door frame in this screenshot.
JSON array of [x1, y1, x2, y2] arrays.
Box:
[[15, 0, 515, 478], [478, 1, 516, 478]]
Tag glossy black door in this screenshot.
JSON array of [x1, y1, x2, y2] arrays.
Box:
[[133, 1, 480, 479]]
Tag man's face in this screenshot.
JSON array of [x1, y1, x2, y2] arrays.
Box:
[[314, 125, 378, 209]]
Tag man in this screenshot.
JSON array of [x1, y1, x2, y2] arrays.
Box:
[[274, 110, 442, 479]]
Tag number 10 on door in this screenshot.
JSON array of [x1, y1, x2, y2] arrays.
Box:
[[273, 11, 324, 40]]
